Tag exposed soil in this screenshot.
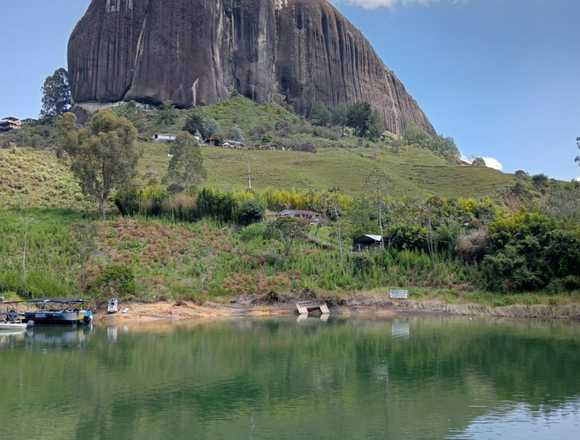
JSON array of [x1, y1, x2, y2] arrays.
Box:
[[94, 293, 580, 325]]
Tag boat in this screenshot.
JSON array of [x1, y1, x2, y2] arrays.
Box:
[[3, 299, 94, 326], [0, 322, 28, 332], [2, 300, 93, 327]]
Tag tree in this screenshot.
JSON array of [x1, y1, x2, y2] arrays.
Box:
[[58, 111, 140, 219], [228, 125, 245, 143], [155, 101, 178, 126], [309, 103, 332, 127], [532, 174, 549, 188], [166, 132, 207, 192], [331, 106, 348, 128], [41, 68, 72, 118], [184, 111, 220, 140], [346, 103, 381, 139], [267, 217, 308, 256], [514, 170, 529, 179], [472, 157, 486, 167], [403, 124, 459, 160]]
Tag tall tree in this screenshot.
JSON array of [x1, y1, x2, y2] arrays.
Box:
[[267, 217, 308, 257], [166, 132, 207, 192], [155, 100, 178, 127], [346, 102, 381, 139], [58, 111, 141, 218], [41, 68, 72, 118]]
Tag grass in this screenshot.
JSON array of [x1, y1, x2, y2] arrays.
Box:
[[1, 209, 577, 307], [0, 148, 89, 209], [140, 144, 513, 198]]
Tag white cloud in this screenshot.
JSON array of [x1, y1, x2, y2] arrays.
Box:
[[460, 153, 504, 171], [481, 157, 503, 171], [574, 177, 580, 183], [338, 0, 464, 9]]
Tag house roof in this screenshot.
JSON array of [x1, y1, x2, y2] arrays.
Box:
[[355, 234, 383, 243]]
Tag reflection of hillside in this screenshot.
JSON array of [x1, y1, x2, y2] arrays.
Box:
[[0, 318, 579, 439]]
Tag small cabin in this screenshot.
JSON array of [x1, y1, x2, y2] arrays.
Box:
[[223, 140, 245, 149], [0, 117, 22, 133], [353, 234, 384, 251], [152, 133, 176, 143]]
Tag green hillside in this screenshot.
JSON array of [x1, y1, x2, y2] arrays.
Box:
[[142, 144, 513, 199], [0, 96, 515, 209], [0, 148, 88, 209]]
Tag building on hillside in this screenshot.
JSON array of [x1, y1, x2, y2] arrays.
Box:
[[152, 133, 176, 143], [223, 140, 245, 149], [353, 234, 384, 252], [276, 210, 328, 226], [0, 117, 22, 133]]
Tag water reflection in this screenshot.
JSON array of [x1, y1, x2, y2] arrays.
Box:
[[0, 317, 579, 440], [24, 326, 93, 350]]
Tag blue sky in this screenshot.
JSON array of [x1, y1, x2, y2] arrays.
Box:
[[0, 0, 579, 180]]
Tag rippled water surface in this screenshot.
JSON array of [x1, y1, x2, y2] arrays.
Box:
[[1, 317, 580, 439]]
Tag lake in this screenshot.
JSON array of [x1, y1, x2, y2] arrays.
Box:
[[1, 317, 580, 439]]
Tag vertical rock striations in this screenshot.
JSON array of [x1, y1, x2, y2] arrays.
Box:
[[68, 0, 435, 135]]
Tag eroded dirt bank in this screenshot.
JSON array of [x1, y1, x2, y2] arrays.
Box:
[[95, 294, 580, 325]]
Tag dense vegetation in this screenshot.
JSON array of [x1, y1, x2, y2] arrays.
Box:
[[0, 97, 578, 302]]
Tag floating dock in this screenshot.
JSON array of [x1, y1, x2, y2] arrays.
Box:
[[296, 301, 330, 316]]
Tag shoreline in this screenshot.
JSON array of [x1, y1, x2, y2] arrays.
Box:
[[95, 295, 580, 325]]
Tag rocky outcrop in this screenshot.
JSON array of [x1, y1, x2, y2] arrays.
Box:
[[68, 0, 435, 135]]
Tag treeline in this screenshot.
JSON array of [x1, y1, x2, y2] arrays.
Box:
[[114, 187, 350, 224]]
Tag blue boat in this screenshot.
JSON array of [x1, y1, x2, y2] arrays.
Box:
[[19, 300, 94, 326]]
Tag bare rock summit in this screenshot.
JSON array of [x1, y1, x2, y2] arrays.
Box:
[[68, 0, 435, 135]]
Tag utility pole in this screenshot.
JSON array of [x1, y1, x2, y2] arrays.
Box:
[[246, 156, 253, 191]]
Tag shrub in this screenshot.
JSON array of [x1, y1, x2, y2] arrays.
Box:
[[90, 264, 136, 299], [472, 157, 486, 167], [482, 212, 580, 292], [236, 200, 265, 226], [114, 187, 142, 216], [386, 224, 429, 252], [239, 222, 270, 242], [456, 228, 489, 262], [141, 185, 169, 217], [197, 188, 237, 223]]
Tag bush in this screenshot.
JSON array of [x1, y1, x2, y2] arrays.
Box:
[[482, 212, 580, 291], [197, 188, 237, 223], [239, 222, 270, 242], [456, 228, 489, 262], [90, 264, 136, 299], [386, 224, 429, 252], [236, 200, 265, 226], [114, 187, 142, 216]]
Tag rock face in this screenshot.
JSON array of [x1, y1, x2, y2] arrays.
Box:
[[68, 0, 435, 135]]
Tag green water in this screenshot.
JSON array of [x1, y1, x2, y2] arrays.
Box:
[[1, 317, 580, 440]]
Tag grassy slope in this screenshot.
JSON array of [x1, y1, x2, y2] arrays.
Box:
[[0, 148, 88, 209], [1, 96, 515, 208], [141, 145, 513, 198], [1, 209, 577, 307]]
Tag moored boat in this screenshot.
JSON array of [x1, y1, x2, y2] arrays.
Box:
[[2, 299, 93, 327], [23, 309, 93, 326], [0, 322, 28, 332]]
